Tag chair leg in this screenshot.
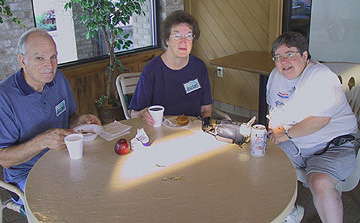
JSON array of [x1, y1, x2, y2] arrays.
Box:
[[0, 197, 4, 223]]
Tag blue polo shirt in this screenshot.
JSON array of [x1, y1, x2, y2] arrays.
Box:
[[128, 54, 212, 116], [0, 69, 76, 191]]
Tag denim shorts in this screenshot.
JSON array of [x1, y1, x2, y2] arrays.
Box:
[[278, 140, 356, 182]]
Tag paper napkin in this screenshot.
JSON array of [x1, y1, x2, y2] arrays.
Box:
[[100, 121, 132, 141]]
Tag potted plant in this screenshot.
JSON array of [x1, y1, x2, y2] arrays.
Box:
[[65, 0, 145, 124]]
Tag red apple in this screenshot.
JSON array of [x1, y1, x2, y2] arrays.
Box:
[[114, 139, 130, 155]]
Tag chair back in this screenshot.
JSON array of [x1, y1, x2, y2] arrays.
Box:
[[323, 62, 360, 127], [116, 73, 141, 119], [0, 180, 37, 222], [322, 62, 360, 192], [296, 62, 360, 193]]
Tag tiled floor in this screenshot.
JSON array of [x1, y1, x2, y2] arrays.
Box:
[[1, 113, 359, 222], [298, 181, 360, 223]]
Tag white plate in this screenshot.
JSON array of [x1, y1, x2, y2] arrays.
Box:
[[162, 116, 192, 128], [73, 124, 103, 141]]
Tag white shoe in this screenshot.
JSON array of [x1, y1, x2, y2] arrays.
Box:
[[283, 205, 304, 223]]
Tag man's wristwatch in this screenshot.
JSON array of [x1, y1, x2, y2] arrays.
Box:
[[285, 129, 293, 139]]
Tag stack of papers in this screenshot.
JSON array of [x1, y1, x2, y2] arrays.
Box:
[[100, 121, 132, 141]]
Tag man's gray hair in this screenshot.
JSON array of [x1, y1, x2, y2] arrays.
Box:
[[17, 28, 52, 57]]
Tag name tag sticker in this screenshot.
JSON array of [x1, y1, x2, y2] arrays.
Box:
[[55, 100, 66, 116], [183, 79, 201, 94]]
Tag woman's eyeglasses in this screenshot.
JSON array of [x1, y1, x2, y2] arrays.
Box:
[[170, 33, 195, 41], [272, 51, 300, 62]]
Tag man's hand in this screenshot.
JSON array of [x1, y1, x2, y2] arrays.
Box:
[[0, 128, 75, 168], [70, 114, 101, 128], [77, 114, 101, 125], [36, 128, 75, 150]]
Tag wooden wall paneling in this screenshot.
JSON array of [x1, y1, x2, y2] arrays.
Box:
[[228, 69, 259, 110], [229, 0, 268, 51], [243, 0, 270, 37], [191, 0, 265, 110], [185, 0, 281, 113], [197, 0, 260, 110], [258, 0, 270, 13], [196, 1, 237, 56], [268, 0, 283, 51], [212, 0, 264, 51]]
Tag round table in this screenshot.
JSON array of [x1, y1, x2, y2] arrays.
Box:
[[25, 117, 297, 223]]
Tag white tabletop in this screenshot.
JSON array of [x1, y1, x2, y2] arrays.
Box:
[[25, 117, 297, 223]]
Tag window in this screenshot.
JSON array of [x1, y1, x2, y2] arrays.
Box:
[[31, 0, 159, 64], [282, 0, 312, 40]]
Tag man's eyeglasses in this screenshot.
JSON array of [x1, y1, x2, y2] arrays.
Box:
[[272, 51, 300, 62], [170, 33, 195, 41]]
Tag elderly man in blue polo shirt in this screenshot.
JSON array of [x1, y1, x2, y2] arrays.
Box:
[[0, 28, 101, 205]]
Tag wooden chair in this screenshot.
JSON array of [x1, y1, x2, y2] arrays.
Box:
[[116, 72, 141, 120], [295, 62, 360, 194], [115, 73, 232, 120]]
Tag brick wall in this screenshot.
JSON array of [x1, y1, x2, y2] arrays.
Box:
[[133, 0, 152, 48], [0, 0, 35, 80], [160, 0, 184, 20], [0, 0, 184, 81]]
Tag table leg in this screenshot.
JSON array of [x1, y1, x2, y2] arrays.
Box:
[[258, 75, 268, 126]]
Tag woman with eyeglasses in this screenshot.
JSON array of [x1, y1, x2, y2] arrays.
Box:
[[267, 31, 357, 223], [128, 10, 212, 126]]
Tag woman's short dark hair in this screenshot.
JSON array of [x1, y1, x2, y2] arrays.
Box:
[[272, 31, 311, 59], [161, 10, 200, 47]]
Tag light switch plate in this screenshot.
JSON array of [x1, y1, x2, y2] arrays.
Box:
[[217, 66, 223, 78]]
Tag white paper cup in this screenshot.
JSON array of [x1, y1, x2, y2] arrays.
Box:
[[64, 133, 84, 160], [148, 105, 164, 127]]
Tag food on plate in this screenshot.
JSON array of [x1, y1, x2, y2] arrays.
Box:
[[77, 130, 95, 135], [73, 124, 103, 141], [176, 115, 189, 126]]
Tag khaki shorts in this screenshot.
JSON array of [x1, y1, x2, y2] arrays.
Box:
[[278, 140, 356, 182]]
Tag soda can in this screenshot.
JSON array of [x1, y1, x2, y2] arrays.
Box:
[[250, 124, 267, 157]]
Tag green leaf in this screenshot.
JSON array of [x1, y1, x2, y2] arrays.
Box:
[[117, 28, 123, 35], [116, 43, 121, 50], [105, 66, 110, 75], [81, 14, 88, 23], [114, 59, 122, 66]]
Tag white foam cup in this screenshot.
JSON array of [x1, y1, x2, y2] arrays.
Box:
[[64, 133, 84, 159], [148, 105, 165, 127]]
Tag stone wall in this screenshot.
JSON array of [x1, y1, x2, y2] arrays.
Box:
[[160, 0, 184, 20], [132, 0, 152, 48], [0, 0, 184, 81], [68, 3, 95, 60], [0, 0, 35, 80]]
